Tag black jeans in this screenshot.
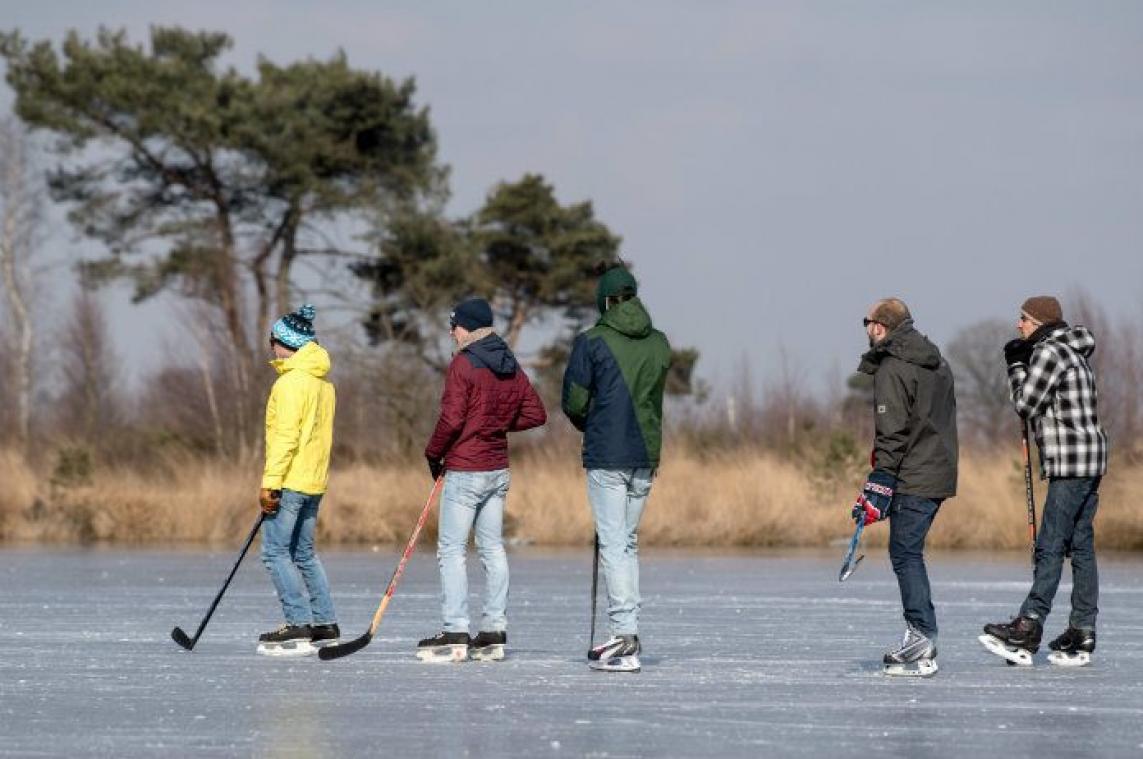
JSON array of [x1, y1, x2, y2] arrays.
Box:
[[1019, 477, 1101, 630], [888, 495, 943, 640]]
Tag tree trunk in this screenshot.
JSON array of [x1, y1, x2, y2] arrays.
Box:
[[503, 300, 529, 350], [0, 122, 36, 451]]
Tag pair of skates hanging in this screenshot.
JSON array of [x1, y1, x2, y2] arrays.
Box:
[[978, 616, 1095, 667]]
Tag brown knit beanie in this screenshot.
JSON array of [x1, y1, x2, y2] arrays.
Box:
[[1020, 296, 1063, 325]]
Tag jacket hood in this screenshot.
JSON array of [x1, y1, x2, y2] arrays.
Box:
[[858, 319, 942, 373], [464, 333, 519, 377], [1042, 323, 1097, 358], [598, 297, 653, 339], [272, 341, 331, 378]]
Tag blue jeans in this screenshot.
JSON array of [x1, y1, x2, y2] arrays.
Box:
[[888, 495, 943, 640], [1020, 477, 1101, 630], [260, 489, 336, 626], [587, 468, 654, 637], [437, 469, 511, 633]]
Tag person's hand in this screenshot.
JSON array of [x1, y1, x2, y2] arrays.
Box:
[[850, 471, 896, 526], [1003, 338, 1033, 367], [426, 456, 445, 481], [259, 488, 282, 514]]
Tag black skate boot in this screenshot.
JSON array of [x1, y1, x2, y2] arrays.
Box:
[[979, 615, 1042, 666], [416, 631, 470, 663], [256, 624, 315, 657], [882, 625, 938, 678], [588, 635, 641, 673], [1047, 627, 1095, 667], [309, 623, 341, 647], [469, 631, 507, 662]]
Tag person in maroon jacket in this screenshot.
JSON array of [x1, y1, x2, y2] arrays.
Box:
[[417, 297, 547, 663]]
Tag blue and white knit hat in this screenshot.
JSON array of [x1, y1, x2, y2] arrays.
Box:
[[271, 304, 317, 349]]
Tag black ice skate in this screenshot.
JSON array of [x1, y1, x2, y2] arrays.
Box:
[[1047, 627, 1095, 667], [256, 624, 316, 657], [978, 615, 1042, 666], [416, 631, 471, 663], [882, 625, 938, 678], [469, 631, 507, 662], [309, 623, 341, 648], [588, 635, 641, 673]]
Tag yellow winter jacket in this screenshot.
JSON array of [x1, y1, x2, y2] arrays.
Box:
[[262, 341, 336, 494]]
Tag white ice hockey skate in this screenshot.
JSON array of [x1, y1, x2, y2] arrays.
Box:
[[587, 635, 641, 673], [883, 625, 938, 678], [416, 632, 470, 663], [978, 634, 1033, 666]]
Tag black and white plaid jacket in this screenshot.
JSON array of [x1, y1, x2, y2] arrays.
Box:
[[1007, 324, 1108, 479]]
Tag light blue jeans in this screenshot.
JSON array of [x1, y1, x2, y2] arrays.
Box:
[[260, 489, 336, 627], [437, 469, 511, 633], [588, 468, 654, 636]]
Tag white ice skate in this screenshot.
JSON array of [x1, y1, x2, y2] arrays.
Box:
[[978, 634, 1033, 666], [883, 625, 938, 678], [587, 635, 641, 673]]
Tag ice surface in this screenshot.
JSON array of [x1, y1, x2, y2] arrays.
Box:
[[2, 546, 1142, 757]]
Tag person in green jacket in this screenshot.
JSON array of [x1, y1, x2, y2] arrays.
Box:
[[562, 262, 671, 673]]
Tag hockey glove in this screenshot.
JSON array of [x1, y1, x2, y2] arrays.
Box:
[[426, 456, 445, 481], [259, 488, 282, 515], [1003, 338, 1033, 367], [851, 471, 897, 525]]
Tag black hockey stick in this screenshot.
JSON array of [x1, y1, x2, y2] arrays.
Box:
[[1021, 420, 1038, 569], [318, 477, 444, 661], [587, 533, 600, 655], [838, 518, 865, 582], [171, 513, 265, 651]]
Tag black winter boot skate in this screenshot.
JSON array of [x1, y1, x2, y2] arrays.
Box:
[[1047, 627, 1095, 667], [256, 624, 316, 657], [310, 623, 341, 646], [469, 631, 507, 662], [979, 616, 1042, 666], [416, 631, 470, 663]]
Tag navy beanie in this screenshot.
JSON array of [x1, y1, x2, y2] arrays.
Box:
[[449, 298, 493, 331], [271, 304, 316, 349]]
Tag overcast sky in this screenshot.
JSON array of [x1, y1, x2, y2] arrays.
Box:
[[4, 1, 1141, 393]]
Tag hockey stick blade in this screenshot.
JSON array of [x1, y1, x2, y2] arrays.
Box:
[[170, 627, 195, 651], [317, 631, 373, 661], [838, 519, 865, 582]]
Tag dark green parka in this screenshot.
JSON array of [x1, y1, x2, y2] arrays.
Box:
[[857, 319, 959, 499]]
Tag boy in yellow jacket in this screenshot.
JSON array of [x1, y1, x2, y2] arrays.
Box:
[[256, 304, 339, 654]]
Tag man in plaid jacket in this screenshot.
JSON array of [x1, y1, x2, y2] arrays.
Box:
[[981, 296, 1108, 666]]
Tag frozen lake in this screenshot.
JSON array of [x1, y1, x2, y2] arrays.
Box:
[[2, 545, 1142, 757]]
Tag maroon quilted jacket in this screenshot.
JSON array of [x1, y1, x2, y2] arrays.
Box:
[[425, 334, 547, 471]]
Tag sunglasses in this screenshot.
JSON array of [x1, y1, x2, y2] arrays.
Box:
[[862, 318, 879, 328]]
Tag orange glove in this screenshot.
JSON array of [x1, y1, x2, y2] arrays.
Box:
[[259, 488, 282, 514]]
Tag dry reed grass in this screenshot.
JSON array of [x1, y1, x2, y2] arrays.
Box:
[[2, 446, 1141, 550]]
